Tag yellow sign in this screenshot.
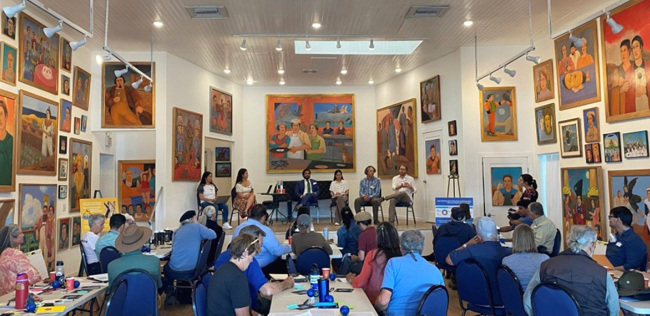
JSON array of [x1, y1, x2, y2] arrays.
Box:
[[80, 198, 118, 235]]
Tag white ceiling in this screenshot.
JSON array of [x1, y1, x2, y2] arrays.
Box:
[[32, 0, 617, 86]]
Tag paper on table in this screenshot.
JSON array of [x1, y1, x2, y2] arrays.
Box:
[[25, 249, 48, 280], [88, 273, 109, 282]]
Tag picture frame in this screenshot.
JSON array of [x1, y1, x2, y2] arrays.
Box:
[[61, 75, 70, 96], [490, 167, 523, 206], [215, 162, 232, 178], [209, 87, 232, 135], [58, 135, 67, 154], [60, 37, 71, 72], [172, 107, 202, 181], [81, 115, 87, 132], [534, 103, 557, 145], [69, 138, 92, 212], [449, 160, 459, 176], [591, 143, 602, 163], [57, 217, 70, 250], [18, 183, 57, 270], [479, 87, 517, 142], [583, 107, 600, 143], [72, 66, 91, 110], [74, 117, 80, 135], [58, 158, 68, 181], [58, 184, 67, 199], [71, 216, 81, 246], [622, 130, 649, 158], [18, 13, 59, 95], [608, 169, 650, 254], [17, 90, 57, 176], [2, 12, 16, 40], [448, 140, 458, 156], [0, 88, 17, 192], [101, 62, 155, 128], [420, 75, 441, 123], [1, 41, 17, 86], [561, 166, 605, 240], [603, 132, 622, 162], [424, 138, 441, 175], [59, 99, 71, 132], [448, 120, 457, 136], [376, 98, 418, 178], [558, 118, 582, 158], [533, 59, 555, 103], [118, 160, 156, 222], [585, 144, 593, 163], [0, 199, 15, 230], [215, 147, 231, 161]]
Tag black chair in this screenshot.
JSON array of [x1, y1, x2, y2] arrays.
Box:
[[550, 229, 562, 257], [361, 189, 384, 222], [497, 265, 527, 316], [230, 187, 241, 225], [395, 196, 416, 225], [78, 242, 89, 277], [99, 246, 122, 273], [416, 284, 449, 316], [214, 233, 226, 258], [296, 246, 330, 275], [456, 259, 506, 316], [532, 282, 582, 316], [192, 270, 214, 316], [433, 236, 461, 272], [643, 253, 648, 271], [105, 268, 159, 316], [165, 239, 213, 308]]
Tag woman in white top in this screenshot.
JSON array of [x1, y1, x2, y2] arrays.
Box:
[[330, 169, 349, 225], [234, 168, 256, 217]]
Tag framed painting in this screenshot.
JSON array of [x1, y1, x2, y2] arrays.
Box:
[[60, 37, 71, 72], [173, 107, 202, 181], [266, 94, 356, 173], [209, 87, 232, 135], [58, 135, 67, 154], [448, 120, 457, 136], [58, 184, 67, 199], [608, 169, 650, 256], [491, 167, 523, 206], [0, 89, 17, 192], [604, 132, 622, 162], [58, 158, 67, 181], [591, 143, 602, 163], [59, 99, 71, 132], [61, 75, 70, 96], [215, 147, 230, 161], [424, 138, 441, 175], [583, 107, 600, 143], [533, 59, 555, 103], [2, 12, 15, 40], [420, 75, 441, 123], [215, 162, 231, 177], [118, 160, 155, 222], [623, 130, 649, 158], [18, 183, 57, 270], [0, 199, 15, 229], [17, 90, 57, 175], [450, 160, 459, 176], [72, 66, 91, 110], [448, 140, 458, 156], [1, 41, 17, 86], [554, 20, 601, 110], [101, 62, 155, 128], [69, 138, 92, 212], [71, 216, 81, 246], [376, 98, 417, 178], [479, 87, 517, 142], [57, 217, 69, 250], [534, 103, 557, 145], [74, 117, 80, 135], [558, 118, 582, 158], [81, 115, 87, 132], [18, 13, 59, 95], [561, 166, 605, 240]]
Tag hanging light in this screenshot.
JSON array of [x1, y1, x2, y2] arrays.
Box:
[[606, 13, 623, 34], [240, 38, 247, 51], [476, 82, 484, 90], [305, 38, 311, 51], [335, 78, 342, 85], [132, 77, 143, 89], [247, 78, 254, 85], [526, 53, 540, 64], [369, 37, 374, 50], [569, 31, 583, 48], [276, 38, 282, 51], [2, 0, 25, 18], [278, 68, 285, 75], [503, 66, 516, 77], [340, 68, 348, 75], [489, 73, 501, 84], [153, 21, 164, 28], [224, 68, 231, 74], [44, 21, 63, 38], [395, 67, 402, 73], [114, 66, 129, 77], [336, 37, 341, 49], [69, 37, 87, 51], [279, 79, 286, 85], [368, 79, 374, 85]]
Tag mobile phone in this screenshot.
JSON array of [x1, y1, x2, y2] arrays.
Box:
[[335, 288, 354, 292]]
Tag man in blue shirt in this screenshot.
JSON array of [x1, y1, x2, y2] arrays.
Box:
[[164, 211, 217, 281], [375, 230, 444, 316], [353, 165, 382, 224], [606, 206, 648, 271], [498, 200, 533, 233], [95, 214, 125, 257], [295, 168, 319, 208]]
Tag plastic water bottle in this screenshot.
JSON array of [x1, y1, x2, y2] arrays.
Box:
[[309, 264, 319, 290], [323, 226, 329, 240], [55, 261, 65, 283]]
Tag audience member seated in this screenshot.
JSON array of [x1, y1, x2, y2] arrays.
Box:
[[339, 211, 377, 274], [460, 202, 474, 227], [0, 224, 42, 296], [502, 225, 548, 290], [383, 164, 417, 225], [375, 230, 444, 316], [423, 207, 476, 262], [330, 169, 349, 225], [215, 225, 294, 315], [498, 200, 532, 233], [234, 168, 256, 218], [204, 207, 224, 266], [347, 222, 401, 304], [208, 234, 260, 316], [234, 204, 291, 276], [606, 206, 647, 271], [95, 214, 126, 257], [292, 214, 333, 256], [164, 211, 217, 281], [529, 202, 557, 254], [285, 206, 312, 240], [337, 207, 362, 256], [295, 168, 319, 208], [353, 165, 382, 224], [81, 214, 106, 275], [198, 171, 231, 229], [524, 225, 619, 316]]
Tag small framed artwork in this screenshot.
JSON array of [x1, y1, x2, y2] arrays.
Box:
[[448, 140, 458, 156], [58, 217, 70, 250], [72, 66, 91, 110], [603, 132, 622, 162], [591, 143, 602, 163], [61, 75, 70, 96], [585, 144, 593, 163], [215, 147, 231, 161], [622, 130, 649, 159], [2, 12, 16, 40], [424, 139, 441, 174], [209, 87, 232, 135], [81, 115, 87, 132], [420, 75, 441, 123], [59, 135, 67, 154], [533, 59, 555, 103], [448, 120, 457, 136], [1, 41, 17, 86], [58, 158, 68, 181], [535, 103, 557, 145], [558, 118, 582, 158], [449, 160, 459, 176], [215, 162, 231, 177], [58, 185, 67, 199], [71, 216, 81, 246], [74, 117, 80, 135], [60, 37, 71, 72], [59, 99, 72, 132], [583, 107, 600, 143]]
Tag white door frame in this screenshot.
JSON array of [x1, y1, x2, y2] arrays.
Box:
[[477, 152, 534, 218]]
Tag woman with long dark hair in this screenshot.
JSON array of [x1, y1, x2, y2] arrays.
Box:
[[197, 171, 231, 229], [336, 207, 362, 257], [234, 168, 256, 217], [519, 174, 539, 202], [329, 169, 349, 225]]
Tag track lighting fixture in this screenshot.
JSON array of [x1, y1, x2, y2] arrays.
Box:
[[606, 13, 623, 34], [369, 37, 374, 50], [489, 73, 501, 84], [69, 37, 87, 51], [114, 67, 129, 77], [240, 38, 247, 51], [305, 39, 311, 51], [44, 21, 62, 38], [526, 54, 540, 64], [144, 84, 152, 92], [132, 77, 143, 89], [503, 66, 516, 77], [336, 37, 341, 49], [476, 82, 484, 90], [3, 0, 25, 18], [569, 31, 583, 48]]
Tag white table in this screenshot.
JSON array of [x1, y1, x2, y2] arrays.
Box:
[[620, 297, 650, 314]]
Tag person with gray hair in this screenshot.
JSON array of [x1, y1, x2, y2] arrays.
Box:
[[524, 225, 619, 316], [375, 229, 444, 316], [81, 214, 106, 275], [528, 202, 557, 254], [0, 224, 42, 296], [291, 214, 332, 256]]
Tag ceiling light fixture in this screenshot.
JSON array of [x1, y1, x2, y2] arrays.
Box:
[[335, 78, 342, 85], [114, 66, 129, 77], [224, 68, 231, 74], [340, 68, 348, 75], [276, 38, 282, 51], [2, 0, 25, 18], [144, 84, 152, 92], [526, 53, 540, 64], [247, 78, 254, 85], [279, 79, 286, 85], [476, 82, 484, 90], [336, 37, 341, 49], [395, 67, 402, 73], [240, 38, 247, 51], [569, 31, 583, 48], [305, 38, 311, 51], [368, 79, 374, 85], [44, 21, 63, 38], [464, 20, 473, 27], [278, 68, 285, 75], [312, 22, 321, 29], [69, 36, 87, 51], [605, 12, 623, 34], [489, 72, 501, 84], [503, 66, 516, 77], [153, 21, 164, 28], [132, 76, 143, 89], [369, 37, 374, 50]]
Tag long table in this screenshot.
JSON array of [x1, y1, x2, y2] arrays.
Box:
[[593, 254, 650, 314]]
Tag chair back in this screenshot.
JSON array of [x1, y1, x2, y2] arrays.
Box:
[[643, 253, 648, 271], [433, 236, 462, 271], [287, 255, 298, 275], [456, 259, 501, 313], [214, 233, 226, 257], [100, 246, 122, 273], [194, 239, 213, 279], [104, 278, 128, 316], [192, 270, 214, 316], [230, 187, 237, 207], [416, 284, 448, 316], [106, 268, 159, 316], [532, 282, 581, 316], [497, 265, 527, 316], [296, 246, 330, 275], [550, 229, 562, 257], [78, 241, 89, 277]]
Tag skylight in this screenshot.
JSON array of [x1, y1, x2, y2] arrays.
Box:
[[294, 40, 422, 55]]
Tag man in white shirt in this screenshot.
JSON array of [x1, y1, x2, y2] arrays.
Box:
[[382, 164, 416, 224], [81, 214, 106, 275]]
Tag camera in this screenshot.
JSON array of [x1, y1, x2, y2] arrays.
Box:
[[507, 208, 521, 221]]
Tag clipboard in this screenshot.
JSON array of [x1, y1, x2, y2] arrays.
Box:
[[25, 249, 48, 280]]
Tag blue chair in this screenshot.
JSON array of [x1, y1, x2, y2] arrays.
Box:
[[456, 259, 506, 316], [550, 229, 562, 257], [105, 268, 159, 316], [214, 233, 226, 258], [165, 239, 213, 307], [532, 282, 581, 316], [296, 246, 330, 275], [433, 236, 462, 272], [497, 265, 526, 316], [99, 246, 121, 273], [395, 199, 416, 225], [361, 189, 384, 222], [192, 270, 214, 316], [416, 284, 448, 316]]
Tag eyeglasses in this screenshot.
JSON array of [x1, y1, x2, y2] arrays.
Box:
[[249, 238, 260, 246], [608, 215, 615, 219]]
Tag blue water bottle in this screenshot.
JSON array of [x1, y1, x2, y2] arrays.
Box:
[[318, 277, 329, 302], [309, 264, 319, 290]]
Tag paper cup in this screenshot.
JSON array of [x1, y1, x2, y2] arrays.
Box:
[[66, 277, 75, 291], [322, 268, 330, 279], [49, 271, 56, 282]]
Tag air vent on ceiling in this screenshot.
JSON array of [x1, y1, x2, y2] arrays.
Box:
[[405, 5, 449, 19], [303, 69, 318, 74], [185, 6, 229, 19]]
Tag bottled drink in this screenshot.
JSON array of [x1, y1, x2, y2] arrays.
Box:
[[309, 264, 319, 290], [323, 226, 329, 240], [55, 261, 65, 284], [15, 273, 29, 309]]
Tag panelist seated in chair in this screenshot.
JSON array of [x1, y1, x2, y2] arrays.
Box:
[[164, 211, 217, 281], [353, 165, 382, 225], [292, 214, 332, 256], [198, 171, 231, 230], [295, 168, 319, 208], [382, 164, 417, 225]]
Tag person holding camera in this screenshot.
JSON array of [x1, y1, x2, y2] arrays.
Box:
[[499, 200, 533, 233]]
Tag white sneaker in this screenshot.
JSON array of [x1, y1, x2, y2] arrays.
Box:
[[222, 223, 232, 230], [334, 222, 340, 226]]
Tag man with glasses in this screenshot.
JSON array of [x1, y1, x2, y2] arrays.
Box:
[[606, 206, 647, 271]]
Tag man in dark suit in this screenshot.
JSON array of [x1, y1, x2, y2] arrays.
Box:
[[295, 168, 319, 208]]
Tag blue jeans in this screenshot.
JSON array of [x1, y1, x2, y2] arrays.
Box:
[[200, 201, 229, 223]]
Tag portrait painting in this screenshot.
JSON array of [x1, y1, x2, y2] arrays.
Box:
[[534, 103, 557, 145], [81, 115, 87, 132], [60, 37, 71, 72], [554, 20, 601, 110], [209, 87, 232, 135], [558, 118, 582, 158], [424, 138, 441, 175], [216, 162, 232, 178], [102, 62, 155, 128], [58, 135, 67, 154], [58, 158, 67, 181], [2, 12, 15, 40], [74, 117, 80, 135], [1, 42, 17, 86], [561, 166, 605, 240], [592, 143, 602, 163], [0, 199, 15, 230], [71, 216, 80, 246], [585, 144, 594, 163], [491, 167, 523, 206], [72, 66, 91, 110], [215, 147, 230, 161], [448, 120, 457, 136], [450, 160, 459, 176], [602, 0, 650, 123], [18, 184, 57, 271], [533, 59, 555, 103], [604, 132, 622, 162], [118, 160, 155, 222], [173, 107, 202, 181], [479, 87, 517, 141], [17, 90, 57, 175], [376, 98, 417, 178], [69, 138, 92, 212], [608, 169, 650, 256], [61, 75, 70, 96], [623, 130, 649, 158], [0, 89, 17, 192], [19, 13, 59, 95], [59, 99, 71, 132], [448, 140, 458, 156], [58, 185, 67, 199], [420, 75, 441, 123], [266, 94, 356, 173], [57, 217, 69, 250], [583, 107, 600, 142]]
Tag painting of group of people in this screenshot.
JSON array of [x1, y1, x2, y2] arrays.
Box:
[[19, 184, 57, 271], [17, 91, 57, 175], [210, 87, 232, 135], [18, 13, 59, 95], [376, 98, 418, 178], [480, 87, 517, 141], [561, 167, 605, 240], [173, 108, 202, 181], [118, 161, 156, 222], [609, 170, 650, 257]]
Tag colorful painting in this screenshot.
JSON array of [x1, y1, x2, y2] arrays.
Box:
[[69, 138, 92, 212], [18, 13, 59, 95], [479, 87, 517, 141], [60, 37, 71, 72], [58, 185, 66, 199], [118, 160, 155, 222], [73, 117, 80, 135], [58, 158, 67, 181], [72, 66, 91, 110], [1, 42, 17, 86], [533, 59, 555, 103], [173, 107, 202, 181], [71, 216, 80, 246], [61, 75, 70, 96], [18, 184, 57, 271], [623, 130, 649, 158], [420, 75, 441, 123], [604, 132, 622, 162], [216, 162, 231, 177], [102, 62, 155, 128], [424, 138, 441, 175], [59, 99, 71, 133], [209, 87, 232, 135], [561, 167, 605, 240], [376, 98, 417, 178], [535, 103, 557, 145], [558, 118, 582, 158], [602, 0, 650, 123], [81, 115, 87, 132], [448, 140, 458, 156], [0, 199, 14, 230], [17, 90, 57, 175], [215, 147, 230, 161], [450, 160, 459, 176], [266, 94, 356, 173], [583, 107, 600, 143], [58, 217, 69, 250], [58, 135, 66, 154], [2, 12, 16, 40], [448, 120, 457, 136], [585, 143, 602, 163], [0, 89, 17, 192], [608, 169, 650, 257], [491, 167, 523, 206]]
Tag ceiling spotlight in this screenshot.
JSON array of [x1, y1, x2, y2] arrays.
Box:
[[606, 13, 623, 34], [395, 67, 402, 73], [476, 82, 484, 90], [132, 77, 143, 89], [335, 78, 342, 85], [489, 73, 501, 84], [305, 39, 311, 51], [340, 68, 348, 75], [312, 22, 321, 29], [144, 84, 152, 92], [276, 39, 282, 51], [503, 66, 516, 77], [103, 54, 112, 61], [69, 37, 87, 51], [336, 37, 341, 49], [464, 20, 474, 27], [569, 31, 583, 48], [526, 54, 540, 64], [44, 22, 63, 38], [3, 0, 25, 19], [279, 79, 286, 85], [153, 21, 164, 28], [114, 66, 129, 77], [278, 69, 285, 75], [247, 78, 254, 85], [240, 38, 247, 51], [368, 79, 374, 85], [224, 68, 231, 74], [369, 37, 375, 50]]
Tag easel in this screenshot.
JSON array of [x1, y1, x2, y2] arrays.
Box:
[[447, 175, 462, 197]]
